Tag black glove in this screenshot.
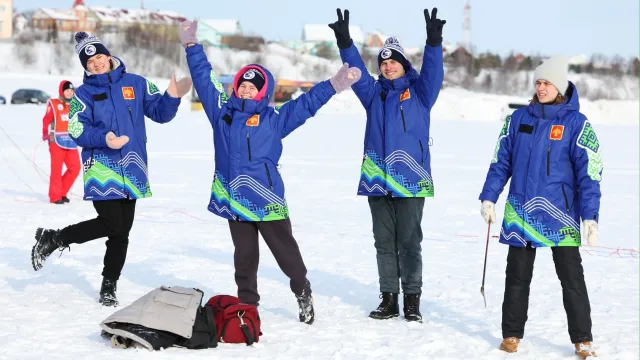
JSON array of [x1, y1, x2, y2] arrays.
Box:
[[328, 8, 353, 49], [424, 8, 446, 47]]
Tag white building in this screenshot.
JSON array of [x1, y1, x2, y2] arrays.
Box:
[[301, 23, 364, 56], [196, 19, 241, 47]]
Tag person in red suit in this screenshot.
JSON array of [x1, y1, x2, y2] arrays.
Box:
[[42, 80, 81, 204]]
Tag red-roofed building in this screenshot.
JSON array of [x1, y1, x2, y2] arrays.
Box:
[[29, 0, 185, 33]]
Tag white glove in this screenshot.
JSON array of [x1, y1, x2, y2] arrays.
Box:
[[480, 200, 496, 224], [105, 131, 129, 150], [582, 220, 598, 246]]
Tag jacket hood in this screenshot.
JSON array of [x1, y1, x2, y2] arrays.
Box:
[[228, 64, 275, 113], [58, 80, 74, 98], [527, 81, 580, 119], [83, 56, 125, 87], [377, 64, 419, 91]]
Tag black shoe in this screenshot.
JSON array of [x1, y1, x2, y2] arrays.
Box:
[[62, 197, 70, 203], [53, 199, 65, 204], [99, 278, 119, 307], [295, 280, 314, 325], [31, 228, 68, 271], [369, 292, 399, 319], [403, 293, 422, 322]]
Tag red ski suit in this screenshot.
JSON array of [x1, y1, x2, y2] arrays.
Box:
[[42, 80, 81, 203]]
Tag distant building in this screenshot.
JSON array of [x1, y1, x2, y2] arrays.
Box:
[[196, 19, 242, 47], [301, 23, 364, 56], [28, 0, 184, 34], [90, 6, 185, 33], [364, 30, 387, 49], [0, 0, 13, 39], [12, 12, 28, 33], [31, 0, 96, 33]]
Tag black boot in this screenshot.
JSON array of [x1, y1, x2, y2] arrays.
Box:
[[62, 197, 70, 203], [369, 292, 399, 319], [99, 278, 119, 307], [295, 280, 314, 325], [403, 293, 422, 322], [31, 228, 68, 271]]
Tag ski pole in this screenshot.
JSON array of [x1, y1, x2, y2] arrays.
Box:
[[480, 221, 491, 307]]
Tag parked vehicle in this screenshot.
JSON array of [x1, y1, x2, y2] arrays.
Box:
[[499, 102, 528, 121], [11, 89, 50, 104], [0, 95, 6, 105]]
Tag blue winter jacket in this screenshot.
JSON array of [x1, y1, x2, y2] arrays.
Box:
[[67, 57, 181, 201], [339, 43, 444, 197], [186, 44, 336, 221], [479, 82, 603, 247]]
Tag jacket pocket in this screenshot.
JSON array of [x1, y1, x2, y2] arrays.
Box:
[[400, 105, 407, 132], [246, 133, 252, 161], [561, 184, 570, 212], [127, 106, 134, 128], [88, 149, 95, 169], [546, 146, 550, 176], [152, 286, 194, 309], [418, 140, 424, 166], [264, 163, 273, 190]]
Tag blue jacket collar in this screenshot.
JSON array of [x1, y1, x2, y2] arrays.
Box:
[[378, 66, 419, 92], [227, 95, 270, 114], [227, 63, 275, 114], [83, 57, 126, 87], [527, 81, 580, 120]]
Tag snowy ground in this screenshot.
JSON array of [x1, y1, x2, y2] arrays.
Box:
[[0, 80, 638, 359]]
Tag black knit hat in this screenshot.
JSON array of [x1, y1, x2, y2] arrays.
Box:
[[74, 31, 111, 70], [61, 81, 74, 92], [237, 68, 265, 91], [378, 37, 409, 71]]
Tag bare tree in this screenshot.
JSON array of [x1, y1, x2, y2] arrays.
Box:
[[52, 40, 71, 74], [631, 57, 639, 77], [13, 30, 37, 67], [314, 42, 338, 61]]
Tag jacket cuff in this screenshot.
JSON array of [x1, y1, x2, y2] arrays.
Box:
[[479, 191, 499, 204], [582, 211, 599, 223]]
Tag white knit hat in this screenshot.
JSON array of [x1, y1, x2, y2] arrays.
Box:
[[533, 55, 569, 94]]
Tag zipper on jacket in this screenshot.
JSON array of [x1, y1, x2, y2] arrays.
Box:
[[546, 146, 550, 176], [264, 163, 273, 190], [246, 133, 252, 161], [106, 82, 128, 198], [242, 99, 245, 112], [561, 184, 570, 212], [541, 104, 545, 119], [127, 106, 134, 127], [400, 105, 407, 132], [418, 140, 424, 166]]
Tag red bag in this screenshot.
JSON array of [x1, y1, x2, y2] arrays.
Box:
[[206, 295, 261, 345]]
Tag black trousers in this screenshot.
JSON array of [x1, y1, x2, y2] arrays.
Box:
[[502, 244, 593, 343], [228, 218, 309, 305], [58, 199, 137, 281]]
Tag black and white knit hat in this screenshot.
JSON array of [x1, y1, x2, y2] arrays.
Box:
[[74, 31, 111, 70], [378, 37, 409, 71], [237, 68, 265, 91]]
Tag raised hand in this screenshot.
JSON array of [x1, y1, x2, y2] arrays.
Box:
[[179, 20, 198, 48], [105, 131, 129, 150], [327, 8, 352, 49], [330, 63, 362, 94], [424, 8, 446, 47], [167, 73, 192, 98]]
